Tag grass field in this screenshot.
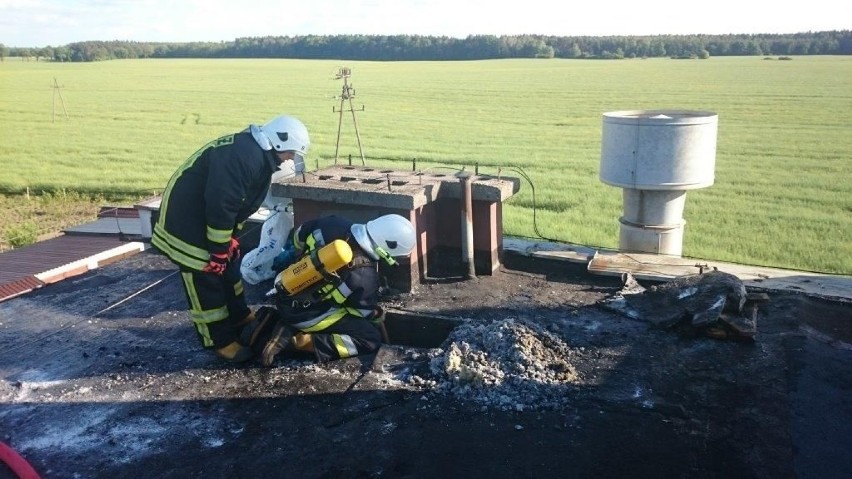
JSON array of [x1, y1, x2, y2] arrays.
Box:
[[0, 57, 850, 274]]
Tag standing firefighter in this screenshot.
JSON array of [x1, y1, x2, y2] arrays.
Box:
[[252, 214, 416, 365], [152, 115, 310, 362]]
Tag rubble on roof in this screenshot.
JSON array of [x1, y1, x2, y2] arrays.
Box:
[[598, 271, 759, 341]]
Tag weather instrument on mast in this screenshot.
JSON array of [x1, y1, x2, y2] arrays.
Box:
[[333, 67, 366, 165]]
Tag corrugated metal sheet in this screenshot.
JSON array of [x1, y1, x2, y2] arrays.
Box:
[[0, 275, 44, 302], [0, 235, 136, 303]]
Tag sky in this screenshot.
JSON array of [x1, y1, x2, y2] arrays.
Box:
[[1, 0, 849, 48]]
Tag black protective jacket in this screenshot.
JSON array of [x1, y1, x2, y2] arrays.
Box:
[[152, 130, 279, 270], [277, 215, 381, 330]]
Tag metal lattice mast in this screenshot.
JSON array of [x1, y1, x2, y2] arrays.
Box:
[[333, 67, 366, 165], [52, 77, 69, 123]]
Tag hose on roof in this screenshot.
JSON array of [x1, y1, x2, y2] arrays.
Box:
[[0, 441, 41, 479]]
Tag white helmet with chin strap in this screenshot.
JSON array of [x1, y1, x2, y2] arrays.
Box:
[[351, 214, 416, 265], [251, 115, 310, 172]]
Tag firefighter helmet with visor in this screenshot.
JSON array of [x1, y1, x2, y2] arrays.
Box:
[[351, 214, 416, 266]]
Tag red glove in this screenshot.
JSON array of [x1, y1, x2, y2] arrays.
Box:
[[228, 237, 240, 260], [202, 252, 229, 275]]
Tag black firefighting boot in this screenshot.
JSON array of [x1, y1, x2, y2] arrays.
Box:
[[239, 306, 279, 350], [260, 320, 295, 367]]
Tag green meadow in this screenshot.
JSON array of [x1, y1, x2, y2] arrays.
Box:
[[0, 57, 850, 274]]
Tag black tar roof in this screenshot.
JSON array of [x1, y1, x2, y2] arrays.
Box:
[[1, 245, 851, 478]]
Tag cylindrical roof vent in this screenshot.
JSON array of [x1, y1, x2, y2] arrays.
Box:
[[600, 110, 718, 190], [599, 110, 719, 256]]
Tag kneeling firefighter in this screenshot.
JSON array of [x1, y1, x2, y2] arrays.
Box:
[[246, 214, 416, 365]]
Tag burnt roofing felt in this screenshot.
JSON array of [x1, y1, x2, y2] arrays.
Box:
[[0, 213, 851, 478]]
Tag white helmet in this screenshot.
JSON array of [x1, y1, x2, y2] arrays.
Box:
[[351, 214, 416, 265], [260, 115, 309, 153]]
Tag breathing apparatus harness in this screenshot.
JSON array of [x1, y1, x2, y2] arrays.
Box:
[[272, 238, 374, 313]]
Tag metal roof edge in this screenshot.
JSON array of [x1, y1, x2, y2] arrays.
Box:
[[503, 236, 852, 302], [34, 241, 148, 284]]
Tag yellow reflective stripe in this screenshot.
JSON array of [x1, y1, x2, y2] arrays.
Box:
[[180, 272, 228, 323], [317, 284, 367, 316], [333, 334, 358, 358], [306, 233, 318, 251], [152, 234, 207, 271], [181, 272, 227, 347], [292, 226, 304, 250], [181, 272, 201, 310], [195, 323, 213, 347], [319, 283, 349, 305], [233, 280, 244, 297], [329, 289, 347, 303], [154, 223, 209, 259], [159, 137, 223, 227], [191, 307, 229, 323], [294, 308, 347, 332], [206, 225, 232, 244], [152, 224, 208, 270]]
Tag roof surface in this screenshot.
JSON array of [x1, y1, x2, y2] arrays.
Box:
[[1, 246, 851, 478], [1, 206, 851, 477]]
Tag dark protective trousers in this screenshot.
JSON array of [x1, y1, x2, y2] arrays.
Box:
[[279, 311, 383, 363], [177, 256, 251, 349]]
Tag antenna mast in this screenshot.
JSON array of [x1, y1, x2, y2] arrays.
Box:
[[52, 77, 69, 122], [333, 67, 366, 165]]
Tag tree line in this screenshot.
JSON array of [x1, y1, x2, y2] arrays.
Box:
[[2, 31, 850, 62]]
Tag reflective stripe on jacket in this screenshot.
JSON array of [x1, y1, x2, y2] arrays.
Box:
[[152, 131, 279, 270], [282, 216, 380, 330]]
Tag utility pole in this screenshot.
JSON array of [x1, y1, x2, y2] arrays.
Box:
[[52, 77, 69, 122], [333, 67, 366, 165]]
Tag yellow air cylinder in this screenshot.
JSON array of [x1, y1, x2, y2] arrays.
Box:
[[276, 239, 353, 296]]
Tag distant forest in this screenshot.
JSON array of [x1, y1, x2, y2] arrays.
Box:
[[2, 31, 850, 62]]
